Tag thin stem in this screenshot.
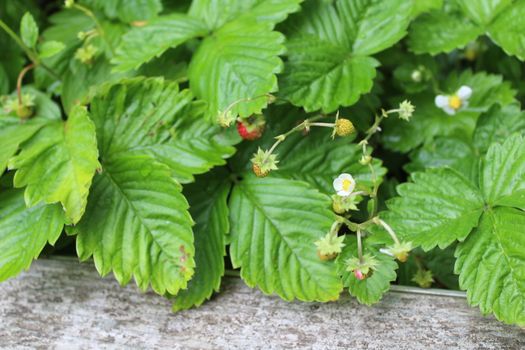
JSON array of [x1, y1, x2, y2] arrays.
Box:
[[329, 220, 342, 235], [375, 218, 400, 245], [265, 115, 327, 155], [73, 3, 115, 55], [357, 229, 364, 263], [367, 162, 379, 218], [0, 19, 37, 61], [309, 122, 335, 128], [336, 215, 358, 231], [17, 64, 35, 105]]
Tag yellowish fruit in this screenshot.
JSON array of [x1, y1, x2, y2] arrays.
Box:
[[335, 118, 355, 137]]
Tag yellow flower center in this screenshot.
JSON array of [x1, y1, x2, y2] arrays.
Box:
[[342, 179, 353, 192], [448, 95, 462, 110]]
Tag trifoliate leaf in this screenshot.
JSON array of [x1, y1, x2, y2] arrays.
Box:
[[72, 153, 195, 296], [89, 78, 236, 183], [20, 12, 38, 48], [229, 176, 342, 301], [381, 168, 485, 251], [38, 40, 65, 59], [336, 238, 397, 305], [8, 106, 100, 224], [0, 117, 46, 173], [82, 0, 163, 23], [455, 207, 525, 326], [481, 134, 525, 210], [172, 174, 230, 311], [188, 0, 302, 30], [279, 0, 413, 113], [112, 14, 209, 72], [188, 19, 284, 118], [0, 189, 64, 282]]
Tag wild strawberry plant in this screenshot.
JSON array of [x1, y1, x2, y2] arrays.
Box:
[[0, 0, 524, 326]]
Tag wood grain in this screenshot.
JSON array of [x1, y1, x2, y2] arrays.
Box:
[[0, 258, 523, 349]]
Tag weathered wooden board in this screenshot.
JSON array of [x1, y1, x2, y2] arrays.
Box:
[[0, 258, 523, 349]]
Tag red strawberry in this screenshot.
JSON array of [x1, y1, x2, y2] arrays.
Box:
[[236, 114, 266, 140]]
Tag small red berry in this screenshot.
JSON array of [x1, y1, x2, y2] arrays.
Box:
[[236, 115, 266, 140]]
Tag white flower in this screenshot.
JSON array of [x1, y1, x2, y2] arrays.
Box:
[[333, 173, 356, 197], [434, 85, 472, 115]]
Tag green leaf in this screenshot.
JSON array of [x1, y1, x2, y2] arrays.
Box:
[[336, 238, 397, 305], [481, 134, 525, 209], [72, 153, 195, 295], [488, 0, 525, 60], [112, 14, 209, 72], [188, 0, 302, 30], [188, 19, 284, 118], [279, 38, 378, 113], [229, 176, 342, 301], [82, 0, 163, 23], [412, 0, 443, 16], [455, 207, 525, 326], [0, 189, 64, 282], [0, 117, 46, 174], [279, 0, 413, 113], [89, 78, 189, 156], [38, 40, 65, 59], [89, 78, 235, 183], [20, 12, 38, 48], [456, 0, 512, 26], [342, 0, 414, 56], [172, 174, 230, 311], [62, 57, 129, 114], [408, 10, 482, 55], [405, 136, 478, 181], [8, 106, 100, 224], [473, 104, 525, 153], [381, 168, 485, 251], [138, 101, 237, 183]]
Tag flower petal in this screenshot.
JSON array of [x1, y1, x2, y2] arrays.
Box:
[[434, 95, 449, 108], [457, 85, 472, 100], [443, 106, 456, 115], [333, 178, 343, 191], [337, 189, 351, 197]]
